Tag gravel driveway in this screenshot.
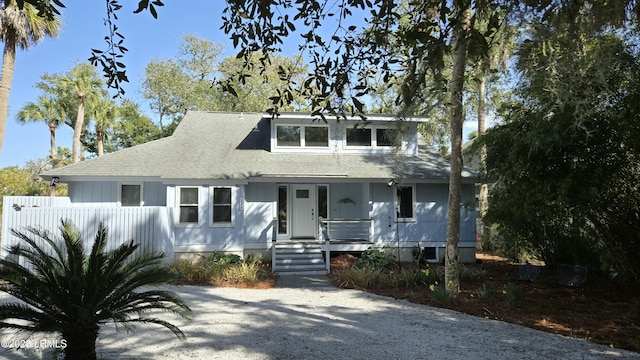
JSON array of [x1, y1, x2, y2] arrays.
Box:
[[0, 276, 638, 359]]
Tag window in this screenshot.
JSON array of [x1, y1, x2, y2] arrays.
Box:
[[305, 126, 328, 147], [318, 185, 328, 219], [212, 187, 232, 224], [278, 186, 288, 234], [396, 185, 415, 219], [346, 128, 371, 146], [276, 124, 329, 148], [178, 187, 199, 224], [120, 184, 141, 206], [276, 125, 301, 146], [376, 128, 394, 147]]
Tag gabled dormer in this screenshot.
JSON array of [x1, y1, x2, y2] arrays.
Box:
[[269, 113, 423, 155]]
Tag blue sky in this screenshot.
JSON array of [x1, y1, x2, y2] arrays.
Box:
[[0, 1, 479, 168]]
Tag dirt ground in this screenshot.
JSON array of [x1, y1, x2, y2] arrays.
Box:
[[328, 252, 640, 354]]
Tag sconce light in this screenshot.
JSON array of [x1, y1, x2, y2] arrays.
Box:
[[50, 177, 60, 187], [386, 179, 398, 187]]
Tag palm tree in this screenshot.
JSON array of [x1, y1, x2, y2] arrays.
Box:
[[0, 220, 192, 360], [16, 95, 66, 167], [90, 97, 118, 156], [57, 63, 105, 163], [0, 0, 61, 159]]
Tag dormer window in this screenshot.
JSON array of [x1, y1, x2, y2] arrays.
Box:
[[276, 124, 329, 148], [346, 127, 395, 148], [346, 128, 371, 146]]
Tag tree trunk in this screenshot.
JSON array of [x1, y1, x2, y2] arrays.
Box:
[[97, 130, 104, 156], [477, 73, 489, 250], [72, 94, 85, 163], [49, 121, 58, 167], [62, 326, 99, 360], [445, 0, 471, 296], [0, 31, 17, 160]]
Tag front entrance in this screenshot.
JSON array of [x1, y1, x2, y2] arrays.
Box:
[[291, 184, 317, 238]]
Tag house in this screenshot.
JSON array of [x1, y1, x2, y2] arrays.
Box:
[[2, 111, 478, 274]]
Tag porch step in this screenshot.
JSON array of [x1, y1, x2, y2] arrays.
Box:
[[274, 242, 327, 275]]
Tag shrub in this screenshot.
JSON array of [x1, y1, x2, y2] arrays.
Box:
[[223, 262, 268, 283], [355, 247, 396, 270], [205, 251, 242, 266]]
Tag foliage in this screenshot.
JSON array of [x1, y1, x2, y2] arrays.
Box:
[[431, 285, 454, 302], [106, 98, 162, 151], [205, 250, 242, 266], [168, 254, 272, 285], [142, 34, 310, 131], [0, 220, 191, 360], [0, 0, 62, 159], [355, 247, 396, 270], [482, 23, 640, 282]]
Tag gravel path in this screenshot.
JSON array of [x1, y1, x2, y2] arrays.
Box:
[[0, 277, 638, 359]]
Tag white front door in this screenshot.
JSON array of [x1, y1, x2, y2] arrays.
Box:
[[291, 184, 316, 238]]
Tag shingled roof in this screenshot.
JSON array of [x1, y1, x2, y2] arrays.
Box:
[[43, 111, 476, 183]]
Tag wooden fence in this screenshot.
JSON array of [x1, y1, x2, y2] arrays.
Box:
[[2, 196, 174, 261]]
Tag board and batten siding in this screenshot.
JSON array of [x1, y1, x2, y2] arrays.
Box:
[[369, 183, 477, 247], [168, 185, 245, 253], [1, 197, 174, 261], [243, 183, 277, 247]]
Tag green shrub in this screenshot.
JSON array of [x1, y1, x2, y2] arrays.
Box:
[[205, 251, 242, 265], [355, 247, 396, 269]]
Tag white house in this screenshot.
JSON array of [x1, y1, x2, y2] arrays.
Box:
[[2, 111, 477, 274]]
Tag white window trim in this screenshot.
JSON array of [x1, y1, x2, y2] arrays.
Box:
[[210, 186, 234, 228], [176, 186, 200, 227], [395, 184, 417, 222], [118, 182, 143, 207]]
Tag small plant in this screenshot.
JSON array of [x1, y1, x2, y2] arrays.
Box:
[[477, 283, 497, 302], [338, 266, 387, 289], [503, 282, 523, 307], [430, 284, 453, 302], [223, 261, 268, 283], [421, 268, 443, 286], [355, 247, 396, 270]]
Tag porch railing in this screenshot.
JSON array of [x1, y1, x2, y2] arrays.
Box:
[[319, 218, 373, 242]]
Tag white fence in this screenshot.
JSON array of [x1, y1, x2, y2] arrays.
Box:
[[2, 196, 175, 261]]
